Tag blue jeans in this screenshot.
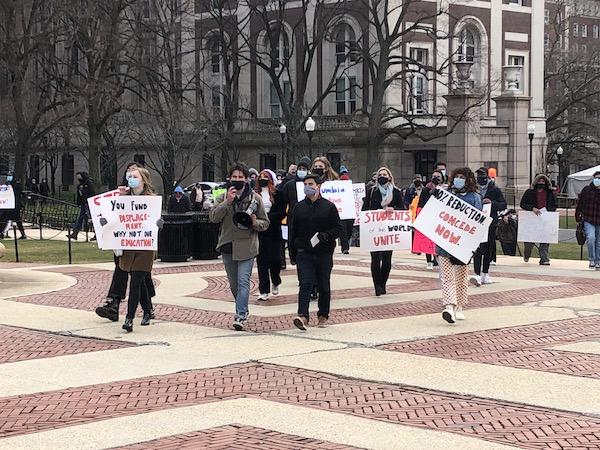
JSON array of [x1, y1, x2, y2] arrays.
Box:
[[584, 222, 600, 264], [73, 205, 88, 232], [222, 253, 254, 321]]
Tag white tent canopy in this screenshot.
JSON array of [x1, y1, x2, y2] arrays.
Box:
[[566, 165, 600, 198]]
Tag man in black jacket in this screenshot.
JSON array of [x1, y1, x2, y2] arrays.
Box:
[[281, 156, 311, 264], [290, 174, 342, 330], [67, 171, 96, 240]]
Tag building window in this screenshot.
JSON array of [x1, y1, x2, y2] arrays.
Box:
[[334, 24, 357, 65], [142, 0, 151, 18], [508, 55, 525, 91], [202, 153, 215, 181], [210, 40, 221, 74], [582, 24, 588, 38], [408, 47, 428, 114], [269, 81, 290, 118], [260, 154, 277, 171], [544, 9, 550, 24], [413, 150, 437, 181], [133, 154, 146, 166], [61, 153, 74, 188], [327, 153, 341, 173], [594, 25, 599, 38], [458, 29, 476, 63], [573, 23, 579, 37], [335, 77, 357, 115], [508, 0, 521, 4], [268, 26, 289, 69], [211, 86, 222, 117], [544, 33, 550, 50]]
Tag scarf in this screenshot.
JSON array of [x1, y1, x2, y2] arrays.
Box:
[[378, 183, 394, 208]]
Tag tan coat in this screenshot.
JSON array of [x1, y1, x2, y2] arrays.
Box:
[[209, 190, 269, 261], [119, 250, 155, 273]]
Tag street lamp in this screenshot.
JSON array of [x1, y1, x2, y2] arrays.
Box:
[[305, 117, 315, 160], [556, 145, 564, 190], [527, 123, 535, 185], [279, 124, 287, 168]]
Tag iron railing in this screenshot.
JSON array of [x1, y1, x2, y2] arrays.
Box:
[[21, 193, 80, 230]]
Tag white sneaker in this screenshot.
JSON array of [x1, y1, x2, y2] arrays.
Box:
[[426, 262, 434, 270], [272, 284, 279, 295], [490, 261, 497, 266], [442, 305, 455, 324], [481, 273, 493, 285], [455, 306, 465, 320], [257, 293, 269, 301], [232, 318, 246, 331], [469, 275, 481, 287]]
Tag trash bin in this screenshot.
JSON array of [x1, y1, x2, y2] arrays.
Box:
[[158, 213, 193, 262], [190, 212, 220, 260]]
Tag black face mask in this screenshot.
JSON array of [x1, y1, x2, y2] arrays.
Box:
[[230, 180, 246, 191], [414, 180, 422, 188], [535, 183, 546, 190], [377, 176, 389, 186], [258, 179, 269, 188], [477, 176, 488, 186], [312, 168, 324, 176], [431, 177, 441, 186]]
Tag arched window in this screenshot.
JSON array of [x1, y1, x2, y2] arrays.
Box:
[[334, 24, 357, 65], [458, 29, 476, 63], [266, 25, 290, 69], [210, 40, 222, 74]]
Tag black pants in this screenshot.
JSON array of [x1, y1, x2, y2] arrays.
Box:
[[371, 251, 393, 289], [109, 255, 155, 300], [500, 241, 517, 256], [425, 254, 438, 265], [340, 219, 355, 252], [257, 235, 282, 294], [279, 240, 287, 269], [296, 251, 333, 320], [474, 225, 496, 275], [126, 271, 152, 319], [1, 209, 25, 236]]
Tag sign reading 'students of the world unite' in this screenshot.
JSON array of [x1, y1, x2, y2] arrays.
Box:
[[359, 210, 413, 252], [413, 189, 492, 264]]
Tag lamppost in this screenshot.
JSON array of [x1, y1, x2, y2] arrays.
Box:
[[279, 124, 287, 168], [527, 123, 535, 185], [305, 117, 315, 160], [556, 145, 563, 190]]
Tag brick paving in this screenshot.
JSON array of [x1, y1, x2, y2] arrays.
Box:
[[112, 424, 361, 450], [0, 325, 132, 364], [380, 315, 600, 379], [0, 362, 599, 449]]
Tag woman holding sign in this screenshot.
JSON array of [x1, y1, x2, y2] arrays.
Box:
[[437, 168, 482, 324], [362, 167, 404, 296]]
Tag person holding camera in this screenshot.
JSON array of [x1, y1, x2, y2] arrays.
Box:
[[289, 174, 342, 330], [209, 162, 269, 331]]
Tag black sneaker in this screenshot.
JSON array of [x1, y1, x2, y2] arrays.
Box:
[[122, 318, 133, 332], [95, 299, 119, 322], [141, 312, 151, 326]]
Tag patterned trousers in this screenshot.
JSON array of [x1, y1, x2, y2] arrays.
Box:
[[438, 256, 469, 307]]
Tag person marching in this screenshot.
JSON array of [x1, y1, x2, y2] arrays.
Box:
[[520, 174, 557, 265], [437, 168, 482, 324], [338, 165, 355, 254], [209, 163, 269, 331], [470, 167, 506, 286], [362, 167, 404, 296], [67, 172, 96, 240], [1, 172, 27, 240], [575, 170, 600, 269], [417, 169, 445, 269], [282, 156, 312, 265], [290, 174, 342, 330], [311, 156, 339, 182], [255, 169, 285, 301]]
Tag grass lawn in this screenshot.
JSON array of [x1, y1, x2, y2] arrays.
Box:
[[0, 239, 113, 264], [559, 215, 577, 229], [498, 241, 587, 261]]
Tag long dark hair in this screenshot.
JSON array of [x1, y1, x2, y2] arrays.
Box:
[[449, 167, 478, 193]]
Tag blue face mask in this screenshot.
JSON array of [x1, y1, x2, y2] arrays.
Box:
[[6, 176, 13, 183], [297, 170, 308, 180], [594, 178, 600, 187], [304, 185, 317, 198], [128, 177, 141, 189], [453, 178, 466, 190]]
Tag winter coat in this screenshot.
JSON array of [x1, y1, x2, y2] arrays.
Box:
[[520, 174, 557, 212]]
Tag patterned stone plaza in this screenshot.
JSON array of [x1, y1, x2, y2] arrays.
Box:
[[0, 250, 599, 449]]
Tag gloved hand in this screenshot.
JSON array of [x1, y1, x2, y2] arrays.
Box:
[[317, 232, 330, 243], [99, 217, 107, 226], [156, 218, 164, 230], [113, 249, 123, 257]]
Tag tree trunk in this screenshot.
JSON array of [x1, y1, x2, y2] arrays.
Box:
[[366, 107, 384, 176], [88, 125, 102, 187], [14, 133, 29, 183]]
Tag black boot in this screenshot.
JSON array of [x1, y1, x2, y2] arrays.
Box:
[[148, 299, 155, 319], [141, 311, 151, 326], [96, 298, 120, 322], [67, 231, 79, 240], [122, 318, 133, 332]]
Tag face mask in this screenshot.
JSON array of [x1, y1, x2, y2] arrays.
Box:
[[431, 177, 440, 186], [231, 180, 246, 191], [259, 179, 269, 188], [304, 185, 317, 197], [477, 176, 488, 186], [6, 176, 13, 183], [593, 178, 600, 187], [453, 178, 466, 190], [128, 177, 140, 189], [535, 183, 546, 190], [377, 176, 389, 186], [312, 168, 324, 176], [414, 180, 422, 188], [441, 169, 446, 177], [296, 170, 307, 179]]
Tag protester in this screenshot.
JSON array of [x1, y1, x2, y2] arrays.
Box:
[[312, 156, 339, 182], [575, 170, 600, 269], [470, 167, 506, 286], [67, 171, 96, 240], [290, 174, 342, 330], [403, 175, 423, 209], [168, 186, 192, 213], [28, 178, 39, 194], [282, 156, 312, 264], [190, 183, 206, 211], [435, 161, 448, 184], [209, 162, 269, 331], [249, 168, 259, 184], [255, 170, 285, 300], [283, 164, 297, 184], [520, 174, 557, 265], [1, 172, 27, 240], [437, 167, 482, 324], [362, 167, 404, 296], [339, 165, 350, 180], [497, 209, 518, 256], [365, 171, 377, 191], [39, 179, 50, 198], [416, 170, 445, 269], [338, 165, 354, 254]]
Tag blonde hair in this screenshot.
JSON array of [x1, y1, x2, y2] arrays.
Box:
[[376, 166, 396, 187], [130, 167, 156, 195], [312, 156, 339, 181]]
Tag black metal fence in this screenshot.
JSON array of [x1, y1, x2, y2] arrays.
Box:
[[21, 193, 80, 230]]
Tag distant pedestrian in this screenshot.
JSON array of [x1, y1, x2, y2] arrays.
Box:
[[520, 174, 556, 266], [339, 165, 350, 181], [190, 183, 206, 211], [575, 170, 600, 270], [67, 171, 95, 240], [1, 172, 27, 240], [497, 210, 518, 256], [39, 179, 50, 197], [338, 165, 354, 254], [167, 186, 192, 213], [416, 170, 445, 269]]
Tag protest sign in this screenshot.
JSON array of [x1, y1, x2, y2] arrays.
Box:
[[296, 180, 355, 219], [353, 183, 365, 225], [360, 209, 413, 252], [517, 209, 559, 244], [88, 189, 120, 248], [0, 185, 15, 209], [99, 195, 163, 250], [412, 207, 436, 254], [413, 190, 492, 264]]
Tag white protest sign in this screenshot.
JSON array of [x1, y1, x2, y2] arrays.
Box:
[[353, 183, 365, 225], [413, 190, 492, 264], [0, 185, 15, 209], [359, 209, 412, 252], [296, 180, 355, 220], [87, 189, 120, 248], [517, 210, 559, 244], [99, 195, 163, 250]]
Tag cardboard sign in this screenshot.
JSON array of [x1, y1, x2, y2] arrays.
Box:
[[296, 180, 355, 220], [353, 183, 365, 225], [87, 189, 120, 248], [359, 209, 413, 251], [0, 185, 15, 209], [99, 195, 163, 250], [517, 210, 559, 244], [412, 207, 436, 255], [413, 190, 491, 264]]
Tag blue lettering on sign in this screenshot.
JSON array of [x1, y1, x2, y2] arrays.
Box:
[[321, 186, 346, 194]]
